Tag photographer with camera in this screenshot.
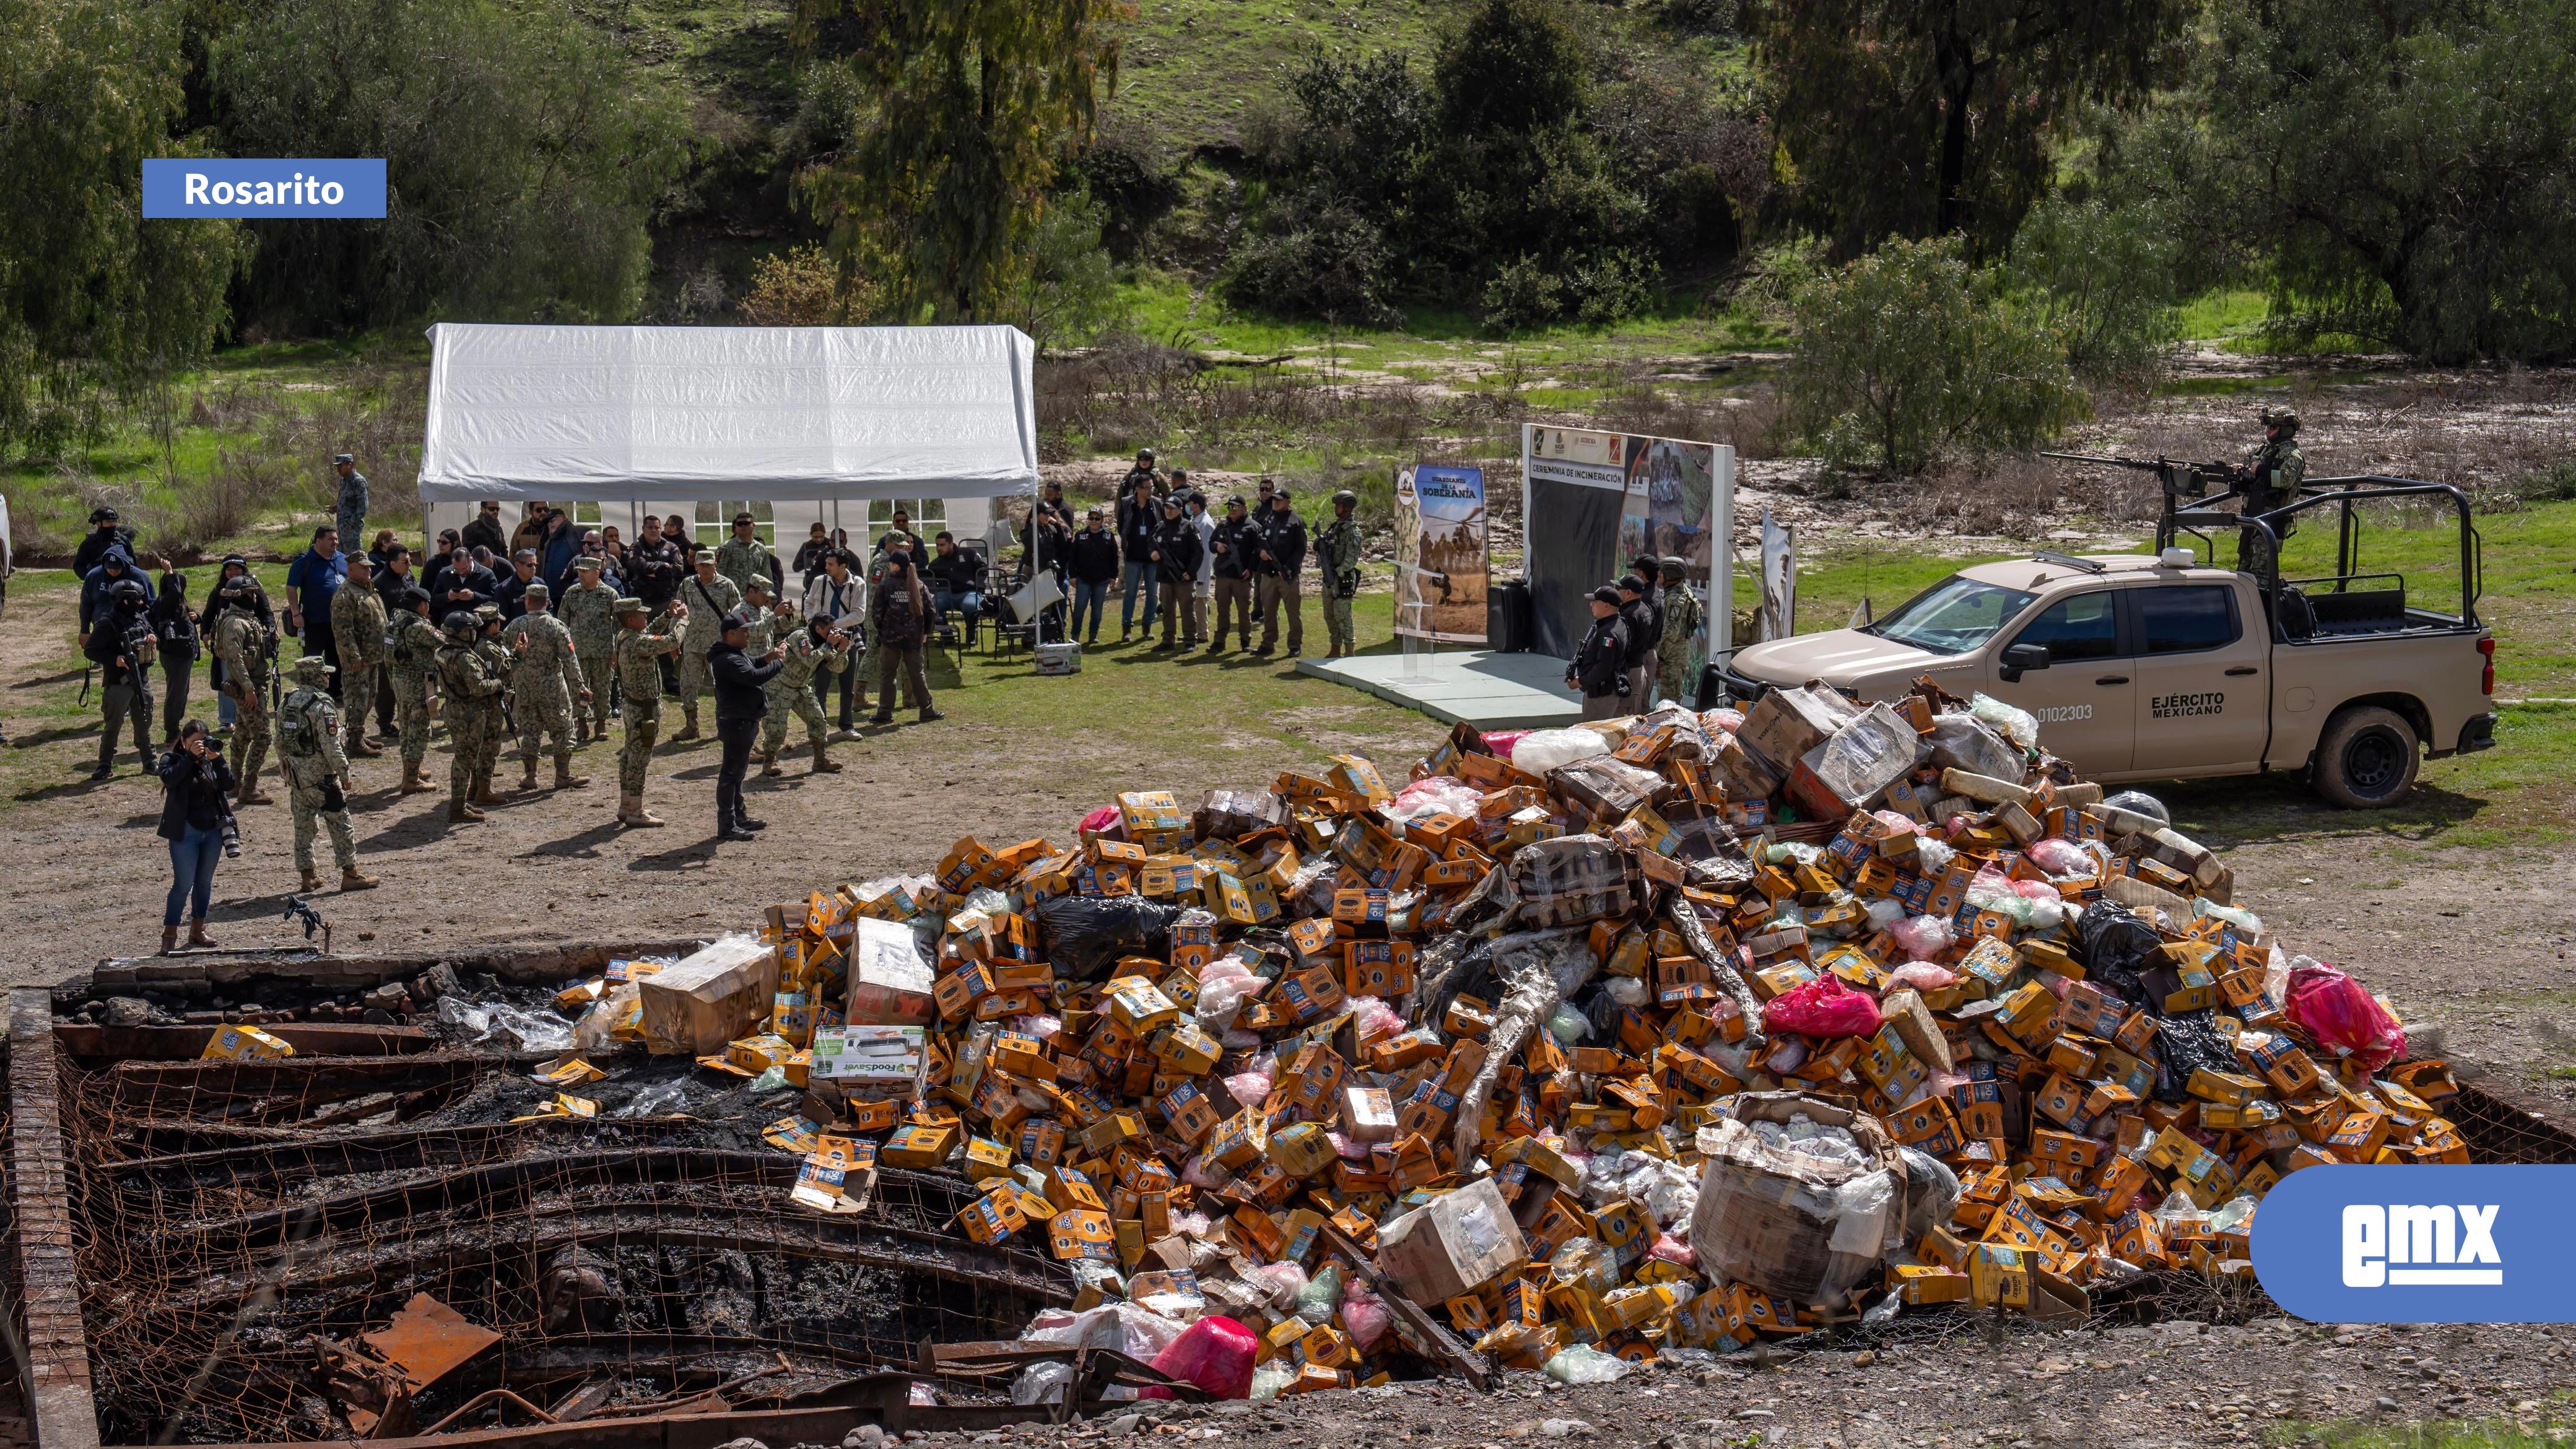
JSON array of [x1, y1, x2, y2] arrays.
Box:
[[155, 720, 237, 954]]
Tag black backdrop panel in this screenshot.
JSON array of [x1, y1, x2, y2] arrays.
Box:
[[1526, 476, 1627, 658]]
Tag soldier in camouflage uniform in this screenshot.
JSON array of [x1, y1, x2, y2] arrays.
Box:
[[669, 551, 739, 742], [1313, 489, 1364, 659], [469, 605, 516, 804], [502, 581, 591, 791], [274, 656, 378, 893], [739, 577, 781, 652], [385, 588, 443, 793], [1654, 555, 1704, 707], [713, 512, 773, 596], [209, 577, 278, 805], [434, 612, 507, 822], [612, 595, 687, 827], [2234, 408, 2308, 568], [760, 597, 850, 777], [330, 552, 389, 757], [558, 555, 620, 744]]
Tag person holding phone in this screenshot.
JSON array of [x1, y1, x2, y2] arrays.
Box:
[[156, 720, 237, 954]]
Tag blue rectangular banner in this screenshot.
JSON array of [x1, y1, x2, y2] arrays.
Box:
[[2251, 1164, 2576, 1322], [142, 159, 387, 219]]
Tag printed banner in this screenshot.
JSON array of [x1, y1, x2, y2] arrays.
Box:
[[1525, 426, 1720, 665], [1394, 464, 1489, 643], [2250, 1164, 2576, 1323]]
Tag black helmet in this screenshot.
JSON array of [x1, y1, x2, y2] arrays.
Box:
[[108, 578, 149, 606], [1331, 489, 1358, 509], [441, 613, 480, 643], [89, 506, 120, 524], [398, 586, 430, 609]]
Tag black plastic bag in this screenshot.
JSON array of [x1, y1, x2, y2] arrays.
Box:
[[2075, 900, 2162, 1006], [2152, 1009, 2239, 1101], [1034, 894, 1185, 981]]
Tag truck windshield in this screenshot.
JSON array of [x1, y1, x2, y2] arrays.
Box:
[[1863, 576, 2038, 656]]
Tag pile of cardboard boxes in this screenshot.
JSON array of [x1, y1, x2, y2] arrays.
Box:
[[549, 677, 2461, 1388]]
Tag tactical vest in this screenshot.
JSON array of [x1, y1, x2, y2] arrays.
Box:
[[277, 687, 330, 757]]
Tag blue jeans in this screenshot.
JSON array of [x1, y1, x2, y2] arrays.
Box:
[[931, 588, 984, 627], [1070, 580, 1110, 640], [1120, 559, 1158, 634], [165, 824, 222, 925]]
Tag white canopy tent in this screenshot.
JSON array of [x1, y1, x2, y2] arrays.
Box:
[[414, 322, 1040, 557]]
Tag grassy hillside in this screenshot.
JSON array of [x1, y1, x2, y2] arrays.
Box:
[[1108, 0, 1450, 148]]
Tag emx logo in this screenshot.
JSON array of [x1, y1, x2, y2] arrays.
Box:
[[2254, 1165, 2574, 1322], [2343, 1203, 2502, 1286]]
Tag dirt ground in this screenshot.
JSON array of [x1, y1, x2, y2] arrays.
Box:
[[870, 1319, 2576, 1449]]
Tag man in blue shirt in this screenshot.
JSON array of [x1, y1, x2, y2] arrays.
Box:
[[284, 524, 349, 699]]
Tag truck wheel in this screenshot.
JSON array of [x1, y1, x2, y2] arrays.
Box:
[[2312, 706, 2419, 809]]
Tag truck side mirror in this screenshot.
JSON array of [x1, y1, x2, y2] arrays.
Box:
[[1998, 643, 2051, 682]]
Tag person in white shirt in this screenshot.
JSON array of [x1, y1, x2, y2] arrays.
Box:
[[802, 550, 868, 731], [1182, 475, 1214, 648]]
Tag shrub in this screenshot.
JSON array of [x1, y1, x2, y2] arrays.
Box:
[[1219, 203, 1402, 328], [1479, 257, 1565, 333], [1786, 237, 2087, 475]]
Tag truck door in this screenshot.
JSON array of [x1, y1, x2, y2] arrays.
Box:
[[1991, 588, 2134, 776], [2126, 582, 2268, 775]]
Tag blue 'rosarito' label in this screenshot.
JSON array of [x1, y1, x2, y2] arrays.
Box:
[[2250, 1164, 2576, 1323], [142, 159, 386, 219]]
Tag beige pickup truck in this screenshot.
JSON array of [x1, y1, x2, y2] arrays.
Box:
[[1716, 482, 2497, 807]]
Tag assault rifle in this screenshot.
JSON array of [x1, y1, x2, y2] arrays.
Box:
[[2041, 451, 2249, 505]]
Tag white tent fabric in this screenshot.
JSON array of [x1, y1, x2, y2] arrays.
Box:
[[417, 323, 1040, 502]]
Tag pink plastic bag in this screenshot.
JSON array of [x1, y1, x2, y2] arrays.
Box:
[[1077, 804, 1123, 837], [1145, 1314, 1257, 1399], [2286, 964, 2406, 1070], [1481, 729, 1529, 759], [1341, 1281, 1393, 1352], [1889, 960, 1957, 991], [1763, 975, 1882, 1038]]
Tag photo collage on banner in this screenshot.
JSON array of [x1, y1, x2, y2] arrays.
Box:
[[1393, 464, 1490, 643]]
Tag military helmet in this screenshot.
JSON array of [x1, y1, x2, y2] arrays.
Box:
[[398, 586, 430, 609], [292, 656, 333, 683], [1331, 489, 1358, 509], [1658, 555, 1687, 579], [2261, 408, 2301, 435], [218, 575, 256, 601], [107, 577, 150, 606], [442, 614, 479, 643]]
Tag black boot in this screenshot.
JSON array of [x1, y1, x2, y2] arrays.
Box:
[[734, 814, 768, 832], [718, 817, 757, 842]]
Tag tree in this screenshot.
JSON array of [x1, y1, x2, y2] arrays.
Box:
[[738, 245, 880, 326], [1751, 0, 2186, 256], [794, 0, 1125, 323], [0, 0, 241, 459], [2130, 0, 2576, 362], [2005, 195, 2181, 388], [1786, 237, 2085, 474], [211, 0, 688, 334]]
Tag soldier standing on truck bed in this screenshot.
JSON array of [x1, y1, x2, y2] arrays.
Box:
[[2234, 409, 2307, 567]]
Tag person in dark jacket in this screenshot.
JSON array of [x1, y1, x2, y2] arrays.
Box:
[[790, 522, 837, 588], [708, 613, 786, 841], [1151, 497, 1203, 649], [1567, 586, 1634, 722], [1064, 509, 1120, 643], [1115, 474, 1162, 640], [87, 575, 158, 778], [1616, 574, 1656, 705], [921, 532, 985, 639], [1206, 497, 1258, 654], [156, 719, 236, 953], [869, 552, 942, 724], [78, 542, 147, 642], [459, 499, 508, 556], [1252, 491, 1308, 657], [73, 507, 137, 580], [494, 549, 540, 620], [419, 530, 463, 599], [1629, 552, 1664, 650], [435, 547, 499, 625], [625, 517, 686, 617], [149, 566, 199, 747]]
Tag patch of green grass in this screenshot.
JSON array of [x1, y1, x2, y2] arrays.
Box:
[[2175, 287, 2274, 344], [2266, 1409, 2575, 1449], [1108, 0, 1448, 149]]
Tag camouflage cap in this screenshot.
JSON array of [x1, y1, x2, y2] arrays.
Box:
[[572, 555, 602, 572], [744, 576, 772, 598], [613, 596, 648, 616], [522, 580, 549, 599], [292, 656, 333, 681]]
